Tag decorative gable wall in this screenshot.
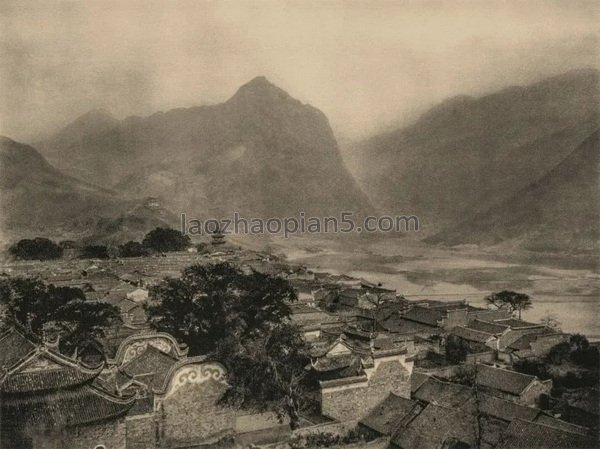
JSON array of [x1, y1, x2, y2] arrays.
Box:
[[320, 352, 413, 422], [155, 362, 235, 446]]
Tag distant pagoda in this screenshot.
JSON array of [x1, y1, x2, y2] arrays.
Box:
[[210, 226, 226, 246]]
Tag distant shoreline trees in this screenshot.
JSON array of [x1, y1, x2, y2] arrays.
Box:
[[142, 227, 191, 253], [6, 227, 193, 261], [9, 238, 63, 261], [117, 241, 149, 258]]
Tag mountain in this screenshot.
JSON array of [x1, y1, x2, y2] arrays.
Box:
[[351, 68, 600, 235], [0, 136, 175, 242], [39, 77, 373, 219], [426, 130, 599, 253]]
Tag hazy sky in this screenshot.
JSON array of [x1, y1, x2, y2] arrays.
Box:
[[1, 0, 598, 142]]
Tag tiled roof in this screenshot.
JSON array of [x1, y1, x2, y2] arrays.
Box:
[[403, 307, 443, 326], [391, 403, 476, 449], [381, 317, 438, 334], [466, 319, 509, 335], [310, 353, 360, 373], [120, 345, 177, 391], [494, 319, 543, 329], [507, 333, 543, 351], [360, 393, 420, 435], [476, 364, 536, 396], [450, 326, 495, 343], [128, 394, 154, 416], [1, 384, 135, 427], [533, 414, 592, 436], [479, 394, 540, 422], [410, 372, 430, 394], [0, 328, 36, 371], [319, 375, 368, 389], [413, 377, 473, 408], [1, 350, 103, 394], [496, 419, 596, 449]]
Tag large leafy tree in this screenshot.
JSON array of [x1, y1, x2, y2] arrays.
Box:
[[142, 227, 191, 253], [484, 290, 532, 319], [215, 322, 310, 428], [145, 263, 296, 354], [0, 276, 121, 355], [145, 263, 309, 427], [446, 334, 469, 364]]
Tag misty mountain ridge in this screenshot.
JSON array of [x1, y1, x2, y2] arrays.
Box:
[[352, 68, 599, 241], [4, 69, 598, 253], [39, 76, 373, 220], [0, 136, 175, 243], [426, 130, 599, 253]]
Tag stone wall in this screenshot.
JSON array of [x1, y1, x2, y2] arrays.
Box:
[[126, 414, 157, 449], [160, 379, 235, 444], [520, 379, 553, 407], [13, 419, 126, 449], [465, 352, 496, 365], [320, 355, 412, 422], [529, 334, 569, 358], [158, 364, 235, 446], [63, 418, 127, 449], [321, 379, 371, 422]]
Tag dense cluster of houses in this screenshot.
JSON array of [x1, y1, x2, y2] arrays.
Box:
[[0, 246, 597, 448]]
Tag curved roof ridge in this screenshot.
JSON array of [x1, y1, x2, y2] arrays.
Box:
[[112, 331, 189, 364]]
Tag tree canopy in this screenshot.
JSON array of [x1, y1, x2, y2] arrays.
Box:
[[9, 238, 63, 261], [145, 263, 297, 353], [145, 262, 308, 427], [0, 276, 121, 355], [142, 227, 191, 252], [484, 290, 532, 319], [118, 241, 148, 257], [79, 245, 110, 259]]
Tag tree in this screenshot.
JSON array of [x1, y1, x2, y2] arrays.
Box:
[[569, 334, 599, 369], [540, 312, 562, 331], [195, 242, 210, 254], [79, 245, 110, 259], [145, 263, 297, 354], [145, 263, 307, 427], [546, 341, 571, 365], [0, 276, 121, 355], [9, 238, 63, 260], [446, 335, 469, 364], [484, 290, 532, 319], [58, 240, 77, 249], [118, 241, 148, 257], [215, 323, 309, 428], [142, 227, 191, 253]]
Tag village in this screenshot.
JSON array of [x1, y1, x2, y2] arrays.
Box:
[[0, 232, 598, 449]]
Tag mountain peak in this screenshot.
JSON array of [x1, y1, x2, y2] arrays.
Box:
[[228, 76, 293, 105], [240, 76, 281, 91], [54, 108, 119, 142]]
